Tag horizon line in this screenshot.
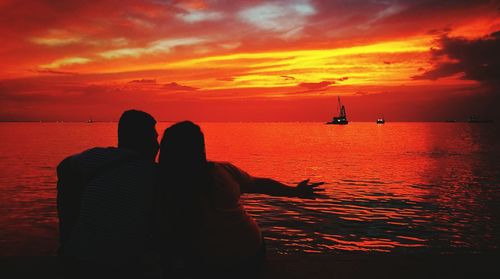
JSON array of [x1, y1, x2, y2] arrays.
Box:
[[0, 120, 496, 123]]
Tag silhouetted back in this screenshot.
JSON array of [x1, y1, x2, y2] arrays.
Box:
[[158, 121, 214, 262], [157, 121, 268, 278], [56, 108, 160, 279]]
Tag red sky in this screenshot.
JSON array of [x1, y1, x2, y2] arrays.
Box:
[[1, 0, 499, 121]]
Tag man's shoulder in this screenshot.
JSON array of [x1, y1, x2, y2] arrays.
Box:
[[79, 147, 121, 158], [58, 147, 114, 162], [57, 147, 134, 177]]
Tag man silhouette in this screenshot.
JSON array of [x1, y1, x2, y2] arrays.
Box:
[[56, 110, 159, 278]]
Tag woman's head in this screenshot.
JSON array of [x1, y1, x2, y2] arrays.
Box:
[[159, 121, 207, 171], [158, 121, 209, 254]]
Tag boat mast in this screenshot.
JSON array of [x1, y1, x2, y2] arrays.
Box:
[[338, 96, 346, 118], [337, 96, 341, 116]]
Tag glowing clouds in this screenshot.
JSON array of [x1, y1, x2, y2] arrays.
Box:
[[177, 10, 224, 23], [98, 37, 206, 59], [41, 57, 92, 69], [238, 0, 315, 37], [163, 37, 431, 89], [31, 37, 82, 46], [2, 0, 500, 121]]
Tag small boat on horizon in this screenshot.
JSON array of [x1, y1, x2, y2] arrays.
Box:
[[326, 96, 348, 125], [467, 115, 493, 123], [376, 117, 385, 124]]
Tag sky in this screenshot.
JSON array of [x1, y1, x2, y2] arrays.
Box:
[[0, 0, 499, 121]]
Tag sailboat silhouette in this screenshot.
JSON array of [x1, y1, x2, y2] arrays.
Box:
[[326, 96, 348, 125]]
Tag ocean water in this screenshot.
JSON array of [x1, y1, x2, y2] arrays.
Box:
[[0, 122, 499, 256]]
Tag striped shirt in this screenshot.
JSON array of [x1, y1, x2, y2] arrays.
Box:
[[58, 147, 158, 264]]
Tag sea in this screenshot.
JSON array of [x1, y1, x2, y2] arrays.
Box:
[[0, 122, 499, 256]]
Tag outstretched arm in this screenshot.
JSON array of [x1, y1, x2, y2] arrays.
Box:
[[246, 177, 325, 198], [219, 162, 324, 198]]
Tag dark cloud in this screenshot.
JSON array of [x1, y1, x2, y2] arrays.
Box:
[[309, 0, 497, 43], [426, 27, 452, 35], [1, 78, 123, 105], [297, 81, 334, 91], [413, 31, 500, 83], [128, 79, 157, 84], [0, 76, 169, 121], [337, 76, 349, 82], [36, 69, 79, 75], [163, 82, 198, 91], [281, 75, 296, 81]]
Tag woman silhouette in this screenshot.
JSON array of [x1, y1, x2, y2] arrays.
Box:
[[156, 121, 323, 278]]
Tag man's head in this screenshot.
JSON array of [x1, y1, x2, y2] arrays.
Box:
[[118, 110, 159, 161]]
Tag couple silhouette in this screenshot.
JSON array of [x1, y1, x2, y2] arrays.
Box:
[[56, 109, 323, 279]]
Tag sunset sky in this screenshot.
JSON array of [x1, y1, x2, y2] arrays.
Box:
[[1, 0, 499, 121]]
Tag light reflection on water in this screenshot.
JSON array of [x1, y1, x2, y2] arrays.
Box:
[[0, 122, 499, 256]]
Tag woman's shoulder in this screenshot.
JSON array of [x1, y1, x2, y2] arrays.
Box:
[[209, 161, 243, 175], [210, 161, 234, 168], [209, 161, 252, 185]]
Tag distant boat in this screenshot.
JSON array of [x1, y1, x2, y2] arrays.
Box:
[[326, 96, 348, 125], [376, 118, 385, 124], [87, 118, 93, 123], [467, 115, 493, 123]]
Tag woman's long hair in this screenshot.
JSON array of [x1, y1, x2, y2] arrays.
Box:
[[157, 121, 213, 260]]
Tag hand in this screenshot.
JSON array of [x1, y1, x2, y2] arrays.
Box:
[[295, 179, 325, 198]]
